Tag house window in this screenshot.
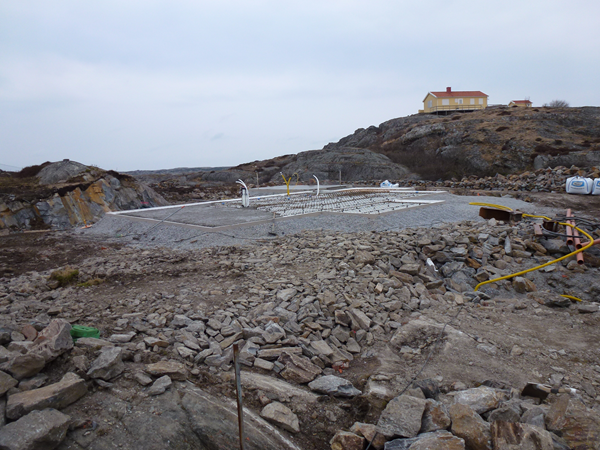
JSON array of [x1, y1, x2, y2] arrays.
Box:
[[456, 99, 463, 104], [428, 100, 432, 108], [442, 99, 449, 106], [470, 99, 475, 105], [479, 98, 484, 105]]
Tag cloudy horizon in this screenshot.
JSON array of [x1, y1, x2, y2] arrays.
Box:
[[1, 1, 599, 172]]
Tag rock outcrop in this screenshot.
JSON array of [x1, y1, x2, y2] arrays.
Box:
[[326, 106, 600, 179], [0, 161, 169, 230]]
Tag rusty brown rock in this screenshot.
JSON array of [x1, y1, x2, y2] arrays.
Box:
[[421, 399, 451, 433], [21, 325, 38, 342], [278, 352, 322, 384], [545, 395, 600, 450], [449, 403, 492, 450], [330, 431, 364, 450], [409, 431, 466, 450], [349, 422, 387, 450], [491, 421, 553, 450]]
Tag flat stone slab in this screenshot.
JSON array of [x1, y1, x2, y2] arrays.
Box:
[[145, 360, 189, 380], [241, 372, 319, 404], [260, 402, 300, 433], [6, 372, 87, 420]]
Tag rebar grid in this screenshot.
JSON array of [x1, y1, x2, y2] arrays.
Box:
[[225, 190, 434, 217]]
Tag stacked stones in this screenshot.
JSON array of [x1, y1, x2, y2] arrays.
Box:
[[365, 165, 600, 193], [330, 383, 600, 449]]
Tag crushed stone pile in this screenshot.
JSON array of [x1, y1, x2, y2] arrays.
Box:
[[0, 213, 599, 448], [397, 165, 600, 192]]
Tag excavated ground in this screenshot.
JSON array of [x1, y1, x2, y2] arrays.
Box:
[[1, 191, 600, 449]]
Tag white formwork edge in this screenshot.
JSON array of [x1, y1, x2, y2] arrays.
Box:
[[109, 188, 448, 216]]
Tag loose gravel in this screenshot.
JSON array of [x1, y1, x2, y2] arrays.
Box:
[[82, 194, 559, 250]]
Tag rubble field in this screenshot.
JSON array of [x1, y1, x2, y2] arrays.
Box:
[[0, 193, 600, 449]]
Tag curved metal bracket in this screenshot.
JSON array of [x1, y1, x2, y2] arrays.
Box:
[[313, 175, 320, 196]]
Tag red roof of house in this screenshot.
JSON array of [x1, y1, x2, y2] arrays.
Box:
[[430, 90, 488, 98], [511, 100, 532, 104]]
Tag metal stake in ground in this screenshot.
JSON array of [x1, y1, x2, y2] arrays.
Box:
[[233, 343, 246, 450]]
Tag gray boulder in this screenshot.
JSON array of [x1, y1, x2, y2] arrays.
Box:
[[308, 375, 361, 397], [87, 346, 124, 381], [0, 408, 71, 450], [377, 394, 427, 438]]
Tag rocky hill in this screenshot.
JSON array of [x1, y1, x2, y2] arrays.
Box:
[[326, 106, 600, 180], [199, 147, 413, 185], [0, 160, 168, 230], [159, 106, 600, 187]]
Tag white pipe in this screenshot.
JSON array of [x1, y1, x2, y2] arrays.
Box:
[[236, 179, 250, 207], [313, 175, 320, 196]]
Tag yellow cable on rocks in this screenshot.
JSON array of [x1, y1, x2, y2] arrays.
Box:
[[474, 222, 594, 291], [560, 295, 583, 302], [468, 202, 514, 211]]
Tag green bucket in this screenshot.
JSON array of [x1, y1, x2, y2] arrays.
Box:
[[70, 325, 100, 341]]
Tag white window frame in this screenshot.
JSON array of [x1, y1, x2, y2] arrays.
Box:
[[428, 100, 432, 108], [470, 98, 475, 105], [456, 98, 463, 104], [442, 99, 450, 106], [479, 98, 484, 105]]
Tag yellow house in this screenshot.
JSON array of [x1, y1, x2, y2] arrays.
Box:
[[508, 100, 532, 108], [419, 87, 488, 114]]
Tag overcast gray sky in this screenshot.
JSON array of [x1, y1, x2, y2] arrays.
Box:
[[1, 1, 599, 172]]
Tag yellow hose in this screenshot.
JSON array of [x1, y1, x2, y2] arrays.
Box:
[[474, 222, 594, 291], [560, 295, 582, 302], [468, 202, 514, 211], [467, 204, 591, 301]]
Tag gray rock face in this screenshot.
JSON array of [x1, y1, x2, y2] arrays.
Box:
[[181, 386, 302, 450], [6, 372, 86, 420], [377, 394, 427, 438], [260, 401, 300, 433], [1, 162, 169, 230], [269, 147, 413, 183], [0, 370, 18, 396], [241, 372, 319, 404], [38, 160, 89, 185], [0, 408, 71, 450], [87, 346, 124, 381], [148, 375, 172, 396], [308, 375, 361, 397], [263, 322, 286, 344]]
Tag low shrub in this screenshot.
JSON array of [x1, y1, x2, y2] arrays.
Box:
[[49, 267, 79, 287]]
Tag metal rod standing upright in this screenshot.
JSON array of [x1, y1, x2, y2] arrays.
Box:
[[233, 343, 245, 450]]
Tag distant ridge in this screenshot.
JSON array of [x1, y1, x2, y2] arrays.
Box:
[[124, 166, 231, 176]]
